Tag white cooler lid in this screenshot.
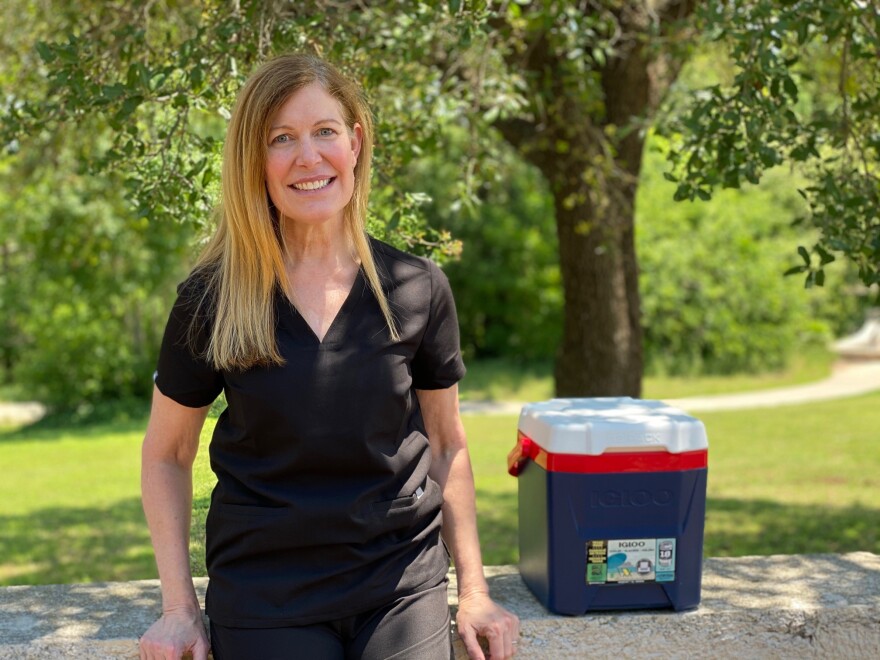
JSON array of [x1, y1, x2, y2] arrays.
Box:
[[517, 397, 708, 455]]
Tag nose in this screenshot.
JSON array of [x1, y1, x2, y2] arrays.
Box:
[[295, 137, 321, 168]]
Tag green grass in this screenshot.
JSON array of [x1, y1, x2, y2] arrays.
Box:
[[459, 346, 836, 401], [0, 413, 153, 585], [1, 358, 877, 585]]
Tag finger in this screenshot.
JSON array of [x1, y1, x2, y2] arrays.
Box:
[[460, 627, 486, 660], [510, 615, 521, 655], [482, 625, 505, 660], [504, 630, 514, 658], [193, 637, 210, 660]]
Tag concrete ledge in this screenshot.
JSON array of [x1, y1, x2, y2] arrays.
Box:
[[2, 553, 878, 659]]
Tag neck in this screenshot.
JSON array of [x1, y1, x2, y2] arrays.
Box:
[[281, 215, 356, 271]]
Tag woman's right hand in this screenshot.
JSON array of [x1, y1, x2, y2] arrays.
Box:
[[138, 607, 210, 660]]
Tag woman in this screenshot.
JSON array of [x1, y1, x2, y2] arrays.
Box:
[[138, 53, 519, 660]]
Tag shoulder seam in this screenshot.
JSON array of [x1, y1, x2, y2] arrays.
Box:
[[368, 236, 432, 272]]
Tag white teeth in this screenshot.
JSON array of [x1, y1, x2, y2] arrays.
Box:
[[292, 178, 332, 191]]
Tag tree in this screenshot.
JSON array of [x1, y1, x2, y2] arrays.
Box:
[[3, 0, 877, 403], [481, 1, 699, 395], [663, 1, 880, 292]]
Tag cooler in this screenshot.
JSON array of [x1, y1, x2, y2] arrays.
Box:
[[508, 397, 708, 614]]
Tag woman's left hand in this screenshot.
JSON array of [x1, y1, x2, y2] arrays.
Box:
[[456, 590, 520, 659]]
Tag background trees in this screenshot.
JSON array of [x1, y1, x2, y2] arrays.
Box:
[[1, 0, 877, 409]]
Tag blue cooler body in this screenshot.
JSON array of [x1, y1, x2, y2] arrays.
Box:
[[509, 398, 708, 615]]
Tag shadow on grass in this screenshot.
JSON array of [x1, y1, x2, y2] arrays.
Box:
[[475, 488, 519, 566], [4, 492, 876, 588], [459, 359, 552, 402], [474, 490, 880, 566], [0, 399, 150, 443], [0, 496, 157, 586], [705, 497, 880, 557]]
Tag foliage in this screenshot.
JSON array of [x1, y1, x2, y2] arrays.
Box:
[[405, 130, 562, 360], [1, 0, 488, 249], [662, 1, 880, 290], [0, 131, 196, 408], [638, 137, 867, 375], [2, 1, 878, 405]]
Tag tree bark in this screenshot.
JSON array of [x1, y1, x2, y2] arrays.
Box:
[[552, 175, 643, 397]]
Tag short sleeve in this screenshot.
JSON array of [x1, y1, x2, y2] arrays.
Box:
[[411, 261, 467, 390], [154, 277, 224, 408]]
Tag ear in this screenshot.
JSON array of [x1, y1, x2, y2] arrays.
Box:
[[350, 122, 363, 163]]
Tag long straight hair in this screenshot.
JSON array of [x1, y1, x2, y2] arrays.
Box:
[[192, 53, 398, 370]]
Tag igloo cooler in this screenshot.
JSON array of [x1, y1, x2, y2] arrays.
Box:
[[508, 397, 708, 614]]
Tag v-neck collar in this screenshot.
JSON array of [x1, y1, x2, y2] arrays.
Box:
[[279, 268, 365, 347]]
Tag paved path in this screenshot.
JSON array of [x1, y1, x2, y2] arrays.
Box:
[[0, 401, 46, 426], [459, 359, 880, 415], [663, 359, 880, 411]]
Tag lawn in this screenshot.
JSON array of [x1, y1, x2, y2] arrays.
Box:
[[1, 374, 877, 586], [459, 346, 836, 401]]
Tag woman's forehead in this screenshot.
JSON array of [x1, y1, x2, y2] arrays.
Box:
[[270, 83, 348, 128]]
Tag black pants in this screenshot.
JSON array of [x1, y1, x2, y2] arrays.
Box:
[[209, 580, 452, 660]]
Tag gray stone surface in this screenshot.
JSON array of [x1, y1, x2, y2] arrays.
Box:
[[450, 552, 880, 659], [1, 554, 879, 659]]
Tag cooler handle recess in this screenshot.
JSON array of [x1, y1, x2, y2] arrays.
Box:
[[508, 431, 539, 476]]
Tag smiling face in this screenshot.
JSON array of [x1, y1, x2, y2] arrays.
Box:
[[264, 83, 362, 229]]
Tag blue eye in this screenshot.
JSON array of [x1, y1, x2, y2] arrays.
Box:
[[318, 128, 336, 137], [272, 134, 290, 144]]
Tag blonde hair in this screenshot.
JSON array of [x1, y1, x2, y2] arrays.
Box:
[[192, 53, 398, 370]]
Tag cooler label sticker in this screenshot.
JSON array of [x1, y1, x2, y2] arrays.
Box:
[[585, 538, 676, 584], [607, 539, 656, 582], [586, 540, 608, 584], [655, 538, 676, 582]]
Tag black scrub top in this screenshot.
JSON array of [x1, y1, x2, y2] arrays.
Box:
[[154, 237, 466, 627]]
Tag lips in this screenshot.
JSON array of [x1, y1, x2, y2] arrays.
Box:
[[290, 177, 335, 191]]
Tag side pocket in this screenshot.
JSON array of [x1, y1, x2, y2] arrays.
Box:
[[372, 485, 426, 515]]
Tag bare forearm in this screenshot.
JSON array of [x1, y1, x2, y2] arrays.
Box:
[[141, 458, 199, 612], [418, 386, 519, 658], [431, 447, 490, 598]]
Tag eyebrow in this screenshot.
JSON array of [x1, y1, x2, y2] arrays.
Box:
[[269, 118, 344, 131]]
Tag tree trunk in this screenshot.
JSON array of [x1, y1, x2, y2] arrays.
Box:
[[552, 175, 643, 397]]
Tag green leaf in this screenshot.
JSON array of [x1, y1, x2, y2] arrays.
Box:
[[35, 41, 56, 64], [816, 247, 835, 266], [783, 76, 798, 100], [101, 84, 126, 101], [190, 66, 203, 91], [797, 246, 810, 265]]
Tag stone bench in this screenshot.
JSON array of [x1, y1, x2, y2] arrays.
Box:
[[2, 553, 878, 658]]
